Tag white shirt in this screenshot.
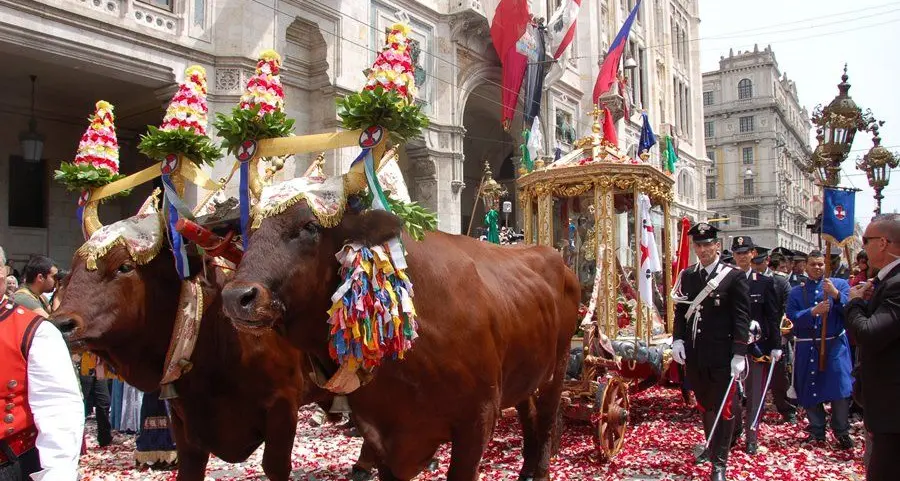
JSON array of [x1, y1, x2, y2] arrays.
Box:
[[877, 257, 900, 281], [26, 321, 85, 481], [701, 256, 721, 276]]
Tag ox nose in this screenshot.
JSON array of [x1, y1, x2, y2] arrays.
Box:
[[222, 281, 272, 322], [53, 317, 78, 336]]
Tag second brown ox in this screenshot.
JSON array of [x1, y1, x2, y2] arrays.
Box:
[[222, 200, 580, 481]]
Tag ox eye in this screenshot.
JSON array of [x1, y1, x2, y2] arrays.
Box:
[[304, 222, 321, 234], [117, 263, 135, 274]]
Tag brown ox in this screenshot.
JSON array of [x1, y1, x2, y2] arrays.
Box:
[[221, 200, 580, 481], [51, 244, 374, 481]]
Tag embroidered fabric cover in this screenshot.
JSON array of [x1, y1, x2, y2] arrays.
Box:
[[375, 152, 411, 203], [77, 210, 165, 270], [253, 152, 415, 229], [253, 175, 346, 229]]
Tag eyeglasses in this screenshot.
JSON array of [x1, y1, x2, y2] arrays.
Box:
[[862, 236, 893, 245]]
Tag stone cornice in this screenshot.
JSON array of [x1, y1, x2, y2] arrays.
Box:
[[0, 0, 215, 68], [0, 23, 177, 86]]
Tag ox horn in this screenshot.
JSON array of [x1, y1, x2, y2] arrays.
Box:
[[342, 143, 390, 196], [82, 198, 103, 239]]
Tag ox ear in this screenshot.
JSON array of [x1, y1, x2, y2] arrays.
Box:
[[341, 209, 403, 247]]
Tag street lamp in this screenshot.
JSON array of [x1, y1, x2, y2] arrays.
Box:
[[809, 65, 876, 185], [856, 123, 899, 215], [19, 75, 44, 163], [807, 65, 877, 373]]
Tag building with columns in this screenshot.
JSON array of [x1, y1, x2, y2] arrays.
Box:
[[702, 45, 820, 253], [0, 0, 709, 268]]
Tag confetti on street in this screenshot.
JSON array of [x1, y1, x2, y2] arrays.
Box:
[[78, 386, 866, 480]]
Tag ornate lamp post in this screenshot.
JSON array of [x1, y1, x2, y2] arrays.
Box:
[[856, 124, 899, 216], [805, 65, 875, 372]]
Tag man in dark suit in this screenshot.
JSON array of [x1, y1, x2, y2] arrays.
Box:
[[730, 237, 780, 455], [845, 213, 900, 481], [671, 223, 750, 481]]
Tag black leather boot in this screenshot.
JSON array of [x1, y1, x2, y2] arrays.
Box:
[[696, 411, 715, 464], [709, 413, 734, 481]]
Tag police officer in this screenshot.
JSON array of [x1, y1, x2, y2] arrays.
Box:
[[789, 251, 809, 287], [671, 224, 750, 481], [730, 237, 780, 455], [767, 248, 799, 423]]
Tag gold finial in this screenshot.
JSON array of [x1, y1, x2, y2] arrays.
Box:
[[590, 104, 603, 135]]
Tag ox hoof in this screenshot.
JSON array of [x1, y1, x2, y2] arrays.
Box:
[[350, 466, 374, 481]]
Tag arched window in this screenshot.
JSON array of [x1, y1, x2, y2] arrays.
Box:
[[738, 78, 753, 100]]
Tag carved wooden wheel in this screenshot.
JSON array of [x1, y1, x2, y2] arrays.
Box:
[[592, 374, 630, 461]]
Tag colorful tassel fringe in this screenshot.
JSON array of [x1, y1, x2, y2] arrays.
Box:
[[327, 243, 418, 370]]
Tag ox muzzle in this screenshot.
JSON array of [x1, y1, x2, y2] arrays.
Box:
[[221, 281, 284, 329]]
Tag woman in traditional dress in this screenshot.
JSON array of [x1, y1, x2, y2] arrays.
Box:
[[135, 390, 177, 467]]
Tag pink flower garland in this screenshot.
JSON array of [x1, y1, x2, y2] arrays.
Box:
[[160, 65, 209, 136], [73, 101, 119, 174], [239, 50, 285, 116], [364, 22, 418, 102]]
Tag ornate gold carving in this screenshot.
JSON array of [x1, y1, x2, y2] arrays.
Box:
[[522, 194, 533, 245], [537, 194, 553, 246]]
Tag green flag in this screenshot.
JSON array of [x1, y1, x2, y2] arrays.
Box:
[[520, 129, 534, 172], [664, 135, 678, 174], [484, 209, 500, 244]]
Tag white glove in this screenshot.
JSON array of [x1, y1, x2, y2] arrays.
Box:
[[671, 339, 686, 365], [770, 349, 783, 362], [749, 320, 761, 333], [730, 355, 746, 377]]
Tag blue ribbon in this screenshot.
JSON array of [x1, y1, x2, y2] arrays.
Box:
[[239, 161, 250, 251], [162, 174, 189, 279]]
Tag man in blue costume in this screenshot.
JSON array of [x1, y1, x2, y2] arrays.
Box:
[[786, 250, 854, 450]]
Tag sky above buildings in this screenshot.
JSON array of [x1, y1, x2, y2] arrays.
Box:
[[699, 0, 900, 228]]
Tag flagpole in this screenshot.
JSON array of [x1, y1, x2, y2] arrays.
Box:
[[633, 189, 643, 340]]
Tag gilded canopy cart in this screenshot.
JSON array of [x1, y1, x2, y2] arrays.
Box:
[[516, 111, 676, 461]]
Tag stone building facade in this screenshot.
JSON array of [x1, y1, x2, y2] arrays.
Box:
[[702, 46, 820, 253], [0, 0, 709, 267]]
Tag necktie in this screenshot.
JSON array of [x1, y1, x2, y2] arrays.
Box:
[[700, 269, 708, 283]]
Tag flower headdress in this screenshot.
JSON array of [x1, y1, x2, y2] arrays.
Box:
[[54, 101, 126, 192]]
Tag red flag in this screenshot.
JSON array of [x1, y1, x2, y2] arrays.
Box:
[[672, 217, 691, 284], [593, 0, 641, 103], [602, 108, 618, 146], [547, 0, 581, 59], [490, 0, 532, 129]]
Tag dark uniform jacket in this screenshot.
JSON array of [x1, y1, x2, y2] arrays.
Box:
[[744, 270, 780, 357], [845, 262, 900, 434], [769, 272, 791, 317], [788, 272, 808, 287], [674, 260, 751, 370]]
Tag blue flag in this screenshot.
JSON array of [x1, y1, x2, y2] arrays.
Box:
[[638, 112, 657, 156], [822, 187, 856, 245]]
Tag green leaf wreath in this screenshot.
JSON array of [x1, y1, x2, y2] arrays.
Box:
[[53, 163, 130, 200], [361, 190, 437, 242], [213, 105, 296, 155], [336, 87, 429, 144], [137, 126, 222, 167]]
